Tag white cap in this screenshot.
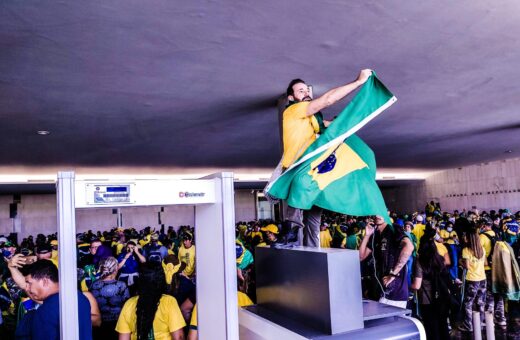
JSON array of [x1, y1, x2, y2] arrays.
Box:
[[416, 215, 423, 222], [0, 236, 7, 244]]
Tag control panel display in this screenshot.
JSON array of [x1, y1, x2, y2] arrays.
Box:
[[89, 184, 132, 204]]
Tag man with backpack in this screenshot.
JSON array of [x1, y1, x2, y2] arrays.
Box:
[[142, 233, 168, 263], [359, 216, 414, 308]]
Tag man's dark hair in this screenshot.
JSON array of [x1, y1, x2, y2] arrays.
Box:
[[286, 78, 306, 97], [26, 259, 59, 283]]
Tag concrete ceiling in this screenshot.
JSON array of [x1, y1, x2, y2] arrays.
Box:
[[1, 1, 520, 174]]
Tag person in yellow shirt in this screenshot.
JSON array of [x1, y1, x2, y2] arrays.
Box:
[[439, 222, 460, 282], [176, 232, 196, 306], [459, 228, 487, 332], [116, 263, 185, 340], [178, 233, 196, 277], [434, 232, 451, 267], [319, 223, 332, 248], [282, 70, 372, 248], [187, 291, 253, 340], [50, 239, 58, 262], [412, 215, 426, 249]]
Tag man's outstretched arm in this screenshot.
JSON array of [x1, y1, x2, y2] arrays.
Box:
[[306, 69, 372, 117]]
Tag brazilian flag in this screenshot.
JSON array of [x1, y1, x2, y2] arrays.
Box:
[[266, 73, 396, 223]]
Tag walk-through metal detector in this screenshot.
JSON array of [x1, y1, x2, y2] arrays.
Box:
[[56, 171, 238, 340]]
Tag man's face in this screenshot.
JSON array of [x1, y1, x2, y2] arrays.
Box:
[[289, 83, 312, 102], [127, 244, 135, 253], [266, 231, 276, 241], [90, 241, 101, 255], [374, 216, 385, 226], [25, 275, 48, 301]]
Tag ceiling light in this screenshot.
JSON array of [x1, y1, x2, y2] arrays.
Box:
[[37, 130, 50, 135], [505, 150, 513, 153]]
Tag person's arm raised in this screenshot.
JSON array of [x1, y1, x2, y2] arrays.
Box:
[[306, 69, 372, 117]]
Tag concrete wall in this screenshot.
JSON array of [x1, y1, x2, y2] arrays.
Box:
[[382, 157, 520, 214], [0, 193, 197, 239], [1, 189, 258, 239]]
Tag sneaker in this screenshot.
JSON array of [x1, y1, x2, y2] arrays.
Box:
[[285, 226, 300, 244]]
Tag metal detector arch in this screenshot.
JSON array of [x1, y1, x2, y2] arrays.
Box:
[[56, 171, 238, 340]]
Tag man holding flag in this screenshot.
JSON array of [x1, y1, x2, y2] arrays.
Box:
[[267, 69, 396, 247]]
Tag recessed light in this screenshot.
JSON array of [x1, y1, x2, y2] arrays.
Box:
[[505, 150, 513, 153], [37, 130, 50, 135]]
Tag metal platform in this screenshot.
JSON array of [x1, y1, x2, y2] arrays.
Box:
[[243, 246, 425, 339], [239, 300, 421, 340]]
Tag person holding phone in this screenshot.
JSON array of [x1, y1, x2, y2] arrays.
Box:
[[359, 216, 414, 308]]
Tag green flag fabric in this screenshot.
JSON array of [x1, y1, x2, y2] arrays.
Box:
[[266, 73, 396, 223]]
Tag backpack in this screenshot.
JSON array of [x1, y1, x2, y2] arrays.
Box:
[[481, 232, 497, 265], [424, 269, 460, 312], [146, 245, 163, 263]]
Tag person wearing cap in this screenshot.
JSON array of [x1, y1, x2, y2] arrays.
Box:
[[1, 240, 17, 260], [412, 214, 426, 249], [178, 232, 195, 277], [260, 224, 280, 245], [281, 70, 373, 248], [36, 244, 58, 268]]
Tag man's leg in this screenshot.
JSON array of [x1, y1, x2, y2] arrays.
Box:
[[285, 205, 304, 245], [302, 206, 322, 247]]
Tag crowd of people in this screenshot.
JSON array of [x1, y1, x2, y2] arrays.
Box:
[[0, 203, 519, 339]]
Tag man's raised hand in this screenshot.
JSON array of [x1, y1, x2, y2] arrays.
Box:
[[356, 69, 373, 85]]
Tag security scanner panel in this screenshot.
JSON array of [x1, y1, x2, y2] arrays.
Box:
[[56, 172, 238, 340], [75, 178, 216, 207]]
